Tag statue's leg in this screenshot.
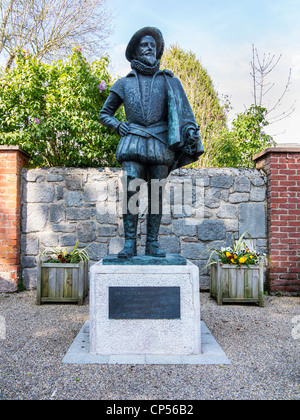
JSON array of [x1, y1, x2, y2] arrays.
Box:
[[145, 164, 168, 258], [118, 161, 146, 258]]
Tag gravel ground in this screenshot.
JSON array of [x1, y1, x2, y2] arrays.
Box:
[[0, 290, 299, 400]]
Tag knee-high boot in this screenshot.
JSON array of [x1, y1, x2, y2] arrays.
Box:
[[118, 182, 139, 258], [145, 179, 166, 258], [145, 213, 166, 258], [118, 212, 138, 258]]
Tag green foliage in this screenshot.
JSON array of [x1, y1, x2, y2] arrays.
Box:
[[214, 105, 276, 168], [0, 49, 124, 168], [40, 240, 89, 264], [17, 272, 26, 292], [204, 232, 269, 271], [161, 45, 229, 168]]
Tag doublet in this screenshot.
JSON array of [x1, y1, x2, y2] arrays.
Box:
[[100, 68, 204, 171], [100, 69, 175, 166]]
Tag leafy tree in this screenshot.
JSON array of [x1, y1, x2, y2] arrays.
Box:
[[0, 48, 124, 167], [214, 105, 276, 168], [161, 45, 229, 168]]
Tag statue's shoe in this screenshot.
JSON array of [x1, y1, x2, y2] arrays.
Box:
[[118, 240, 137, 259], [145, 241, 166, 258]]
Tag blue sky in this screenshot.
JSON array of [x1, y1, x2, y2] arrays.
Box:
[[107, 0, 300, 143]]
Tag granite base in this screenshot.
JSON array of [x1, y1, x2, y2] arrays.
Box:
[[89, 260, 201, 356], [62, 320, 231, 365]]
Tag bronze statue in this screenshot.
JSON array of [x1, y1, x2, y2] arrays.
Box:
[[100, 27, 204, 259]]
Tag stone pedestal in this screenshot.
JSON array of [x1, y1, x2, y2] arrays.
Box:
[[89, 258, 201, 356]]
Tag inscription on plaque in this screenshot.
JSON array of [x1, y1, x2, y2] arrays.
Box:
[[109, 287, 181, 320]]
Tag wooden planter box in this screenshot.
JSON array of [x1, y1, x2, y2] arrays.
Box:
[[211, 262, 264, 307], [36, 261, 89, 305]]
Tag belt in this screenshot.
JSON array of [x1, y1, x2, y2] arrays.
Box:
[[128, 122, 168, 145]]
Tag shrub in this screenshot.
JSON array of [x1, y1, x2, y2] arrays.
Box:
[[0, 49, 124, 168], [214, 105, 276, 168]]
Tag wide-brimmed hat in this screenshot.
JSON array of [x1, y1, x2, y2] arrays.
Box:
[[125, 27, 165, 62]]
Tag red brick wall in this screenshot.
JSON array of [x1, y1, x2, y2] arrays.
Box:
[[254, 146, 300, 295], [0, 146, 29, 292]]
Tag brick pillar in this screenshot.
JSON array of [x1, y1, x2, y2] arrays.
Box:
[[254, 145, 300, 295], [0, 146, 30, 292]]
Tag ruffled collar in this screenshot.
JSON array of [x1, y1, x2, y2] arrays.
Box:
[[130, 59, 161, 76]]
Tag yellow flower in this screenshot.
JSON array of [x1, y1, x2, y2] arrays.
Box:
[[231, 258, 236, 264], [234, 254, 238, 259], [226, 252, 231, 258], [239, 256, 247, 264], [249, 255, 254, 259]]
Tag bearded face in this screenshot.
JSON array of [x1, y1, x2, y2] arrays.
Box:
[[135, 35, 157, 66]]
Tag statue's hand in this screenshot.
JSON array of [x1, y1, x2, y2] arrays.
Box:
[[119, 122, 130, 137], [183, 126, 201, 155], [187, 126, 200, 141]]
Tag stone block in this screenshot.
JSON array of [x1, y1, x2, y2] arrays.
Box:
[[96, 202, 118, 224], [234, 176, 251, 192], [225, 220, 239, 232], [205, 188, 220, 209], [84, 182, 108, 202], [159, 236, 180, 254], [221, 190, 230, 202], [161, 214, 172, 225], [40, 233, 59, 247], [24, 184, 55, 203], [65, 191, 83, 207], [49, 204, 65, 223], [250, 187, 266, 202], [251, 177, 266, 187], [229, 193, 249, 204], [172, 219, 197, 237], [211, 175, 233, 189], [52, 224, 76, 233], [217, 205, 238, 219], [21, 256, 36, 269], [181, 242, 210, 260], [98, 225, 117, 238], [198, 220, 226, 241], [89, 261, 201, 356], [256, 239, 267, 247], [239, 202, 266, 239], [65, 175, 83, 190], [22, 267, 38, 289], [23, 171, 45, 183], [159, 225, 172, 235], [56, 185, 64, 201], [66, 208, 90, 220], [21, 236, 39, 255], [46, 174, 64, 182], [78, 221, 97, 243], [60, 234, 77, 247], [22, 204, 48, 233], [87, 242, 108, 260]]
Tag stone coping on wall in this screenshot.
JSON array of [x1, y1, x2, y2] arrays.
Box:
[[253, 144, 300, 161], [0, 145, 31, 158]]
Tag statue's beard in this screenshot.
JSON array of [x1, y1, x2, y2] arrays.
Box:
[[137, 54, 156, 66]]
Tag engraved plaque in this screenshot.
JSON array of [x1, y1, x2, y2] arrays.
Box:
[[109, 287, 181, 320]]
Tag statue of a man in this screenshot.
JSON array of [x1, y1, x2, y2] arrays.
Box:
[[100, 27, 204, 259]]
